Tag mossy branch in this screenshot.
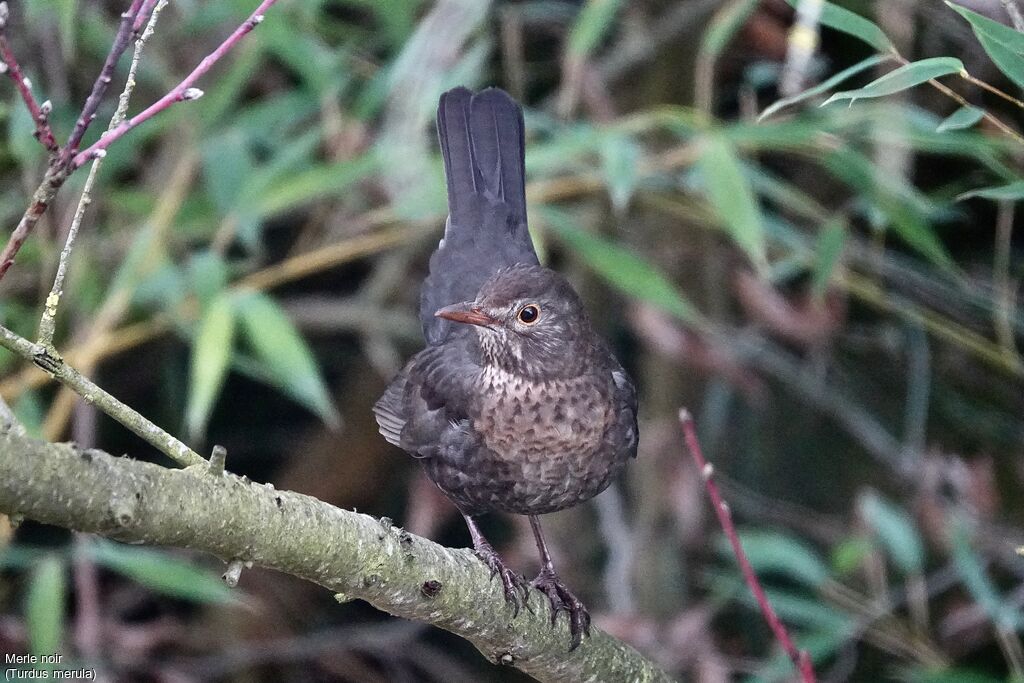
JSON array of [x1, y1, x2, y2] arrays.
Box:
[[0, 430, 673, 683]]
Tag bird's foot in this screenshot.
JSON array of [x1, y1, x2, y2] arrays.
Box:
[[473, 544, 529, 617], [531, 568, 591, 650]]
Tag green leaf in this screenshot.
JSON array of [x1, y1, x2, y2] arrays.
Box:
[[957, 180, 1024, 201], [699, 134, 768, 273], [186, 293, 237, 440], [600, 133, 640, 211], [947, 2, 1024, 88], [830, 536, 874, 576], [720, 530, 830, 587], [236, 292, 340, 427], [936, 105, 985, 132], [822, 149, 955, 271], [975, 31, 1024, 89], [186, 251, 230, 308], [950, 517, 1021, 629], [701, 0, 759, 58], [902, 667, 1005, 683], [542, 209, 700, 324], [254, 153, 379, 218], [25, 556, 65, 659], [89, 541, 239, 604], [823, 57, 965, 106], [202, 129, 254, 214], [858, 491, 924, 575], [567, 0, 623, 58], [811, 216, 846, 299], [760, 54, 894, 120], [786, 0, 893, 52]]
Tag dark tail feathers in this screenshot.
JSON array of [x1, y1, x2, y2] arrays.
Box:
[[436, 86, 527, 230]]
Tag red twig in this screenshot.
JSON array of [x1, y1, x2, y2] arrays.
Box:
[[72, 0, 279, 169], [0, 0, 276, 283], [132, 0, 162, 33], [678, 409, 817, 683], [60, 0, 146, 165], [0, 2, 59, 154]]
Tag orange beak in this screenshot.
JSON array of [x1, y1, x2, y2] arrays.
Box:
[[434, 302, 497, 327]]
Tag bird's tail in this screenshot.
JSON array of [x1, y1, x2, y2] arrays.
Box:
[[436, 86, 528, 235], [421, 87, 539, 345]]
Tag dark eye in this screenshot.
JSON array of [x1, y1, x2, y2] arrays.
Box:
[[517, 304, 540, 324]]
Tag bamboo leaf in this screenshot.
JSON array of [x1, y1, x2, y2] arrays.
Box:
[[699, 134, 768, 274], [948, 1, 1024, 88], [567, 0, 623, 58], [542, 209, 700, 324], [811, 216, 846, 298], [760, 54, 894, 120], [701, 0, 759, 59], [957, 180, 1024, 201], [600, 133, 640, 211], [858, 491, 924, 575], [786, 0, 893, 52], [823, 58, 964, 106], [89, 541, 239, 604], [25, 556, 65, 659], [721, 530, 830, 588], [186, 293, 236, 440], [236, 292, 340, 428], [936, 105, 985, 132]]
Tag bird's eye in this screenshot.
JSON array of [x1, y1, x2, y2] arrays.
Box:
[[517, 304, 540, 324]]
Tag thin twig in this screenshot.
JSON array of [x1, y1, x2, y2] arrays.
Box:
[[0, 2, 59, 154], [0, 0, 146, 283], [678, 409, 817, 683], [0, 324, 203, 467], [993, 201, 1020, 361], [72, 0, 280, 169], [37, 0, 169, 349], [959, 70, 1024, 111], [0, 0, 272, 283], [60, 0, 146, 165]]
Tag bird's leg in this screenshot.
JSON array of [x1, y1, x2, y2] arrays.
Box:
[[528, 515, 591, 650], [462, 513, 528, 615]]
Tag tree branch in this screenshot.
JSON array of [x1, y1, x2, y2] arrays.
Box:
[[0, 324, 203, 467], [71, 0, 280, 169], [0, 430, 673, 683], [0, 2, 59, 154], [59, 0, 146, 164], [679, 409, 816, 682]]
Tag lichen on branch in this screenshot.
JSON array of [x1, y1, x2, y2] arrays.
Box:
[[0, 430, 672, 683]]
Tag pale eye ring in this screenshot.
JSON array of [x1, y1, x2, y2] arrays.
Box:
[[517, 304, 540, 324]]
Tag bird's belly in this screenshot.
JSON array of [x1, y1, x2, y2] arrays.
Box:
[[425, 370, 622, 515]]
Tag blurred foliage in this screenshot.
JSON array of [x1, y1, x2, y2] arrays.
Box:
[[0, 0, 1022, 680]]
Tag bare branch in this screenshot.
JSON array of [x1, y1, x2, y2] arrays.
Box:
[[0, 2, 59, 154], [0, 324, 203, 467], [0, 432, 673, 683], [37, 0, 169, 348], [60, 0, 146, 164], [679, 409, 817, 682], [72, 0, 280, 168]]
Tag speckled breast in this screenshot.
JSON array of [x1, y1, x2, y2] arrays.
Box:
[[439, 365, 622, 516]]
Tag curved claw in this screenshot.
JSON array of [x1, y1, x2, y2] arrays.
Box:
[[531, 568, 591, 650], [474, 547, 529, 616]]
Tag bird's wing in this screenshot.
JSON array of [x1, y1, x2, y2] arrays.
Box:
[[609, 368, 640, 459], [420, 87, 540, 346], [373, 341, 481, 458]]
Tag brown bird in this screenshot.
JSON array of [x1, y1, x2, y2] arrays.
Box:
[[373, 86, 638, 649]]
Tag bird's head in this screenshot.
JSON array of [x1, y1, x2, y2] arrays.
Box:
[[434, 264, 595, 379]]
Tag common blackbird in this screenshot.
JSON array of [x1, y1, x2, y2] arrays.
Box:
[[373, 86, 638, 649]]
